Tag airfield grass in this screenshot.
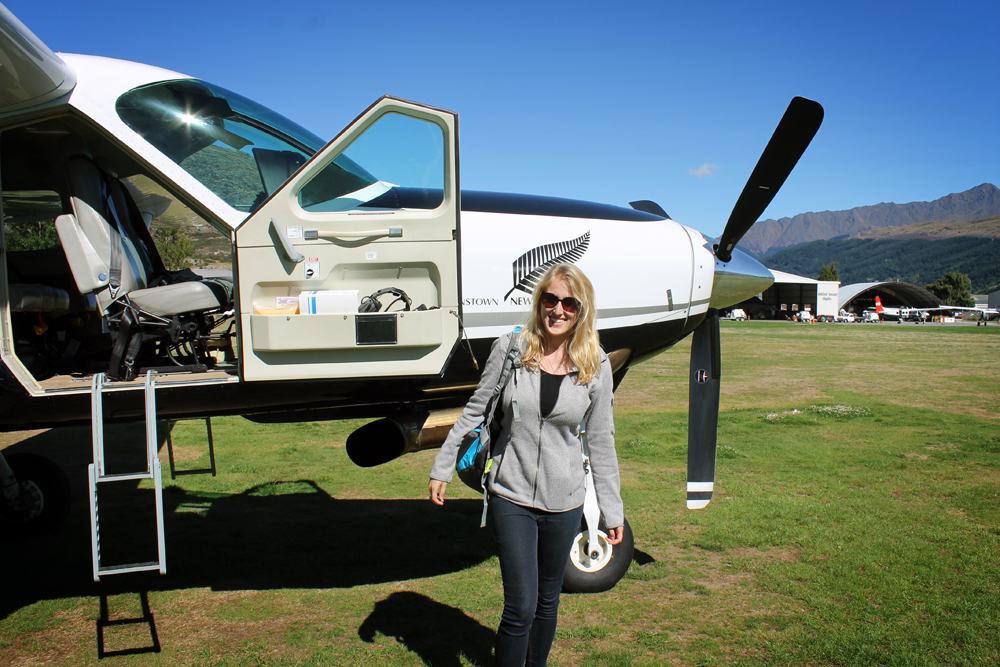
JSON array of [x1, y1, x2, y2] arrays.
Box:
[[1, 322, 999, 666]]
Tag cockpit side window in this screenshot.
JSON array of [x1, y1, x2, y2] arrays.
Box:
[[116, 79, 325, 214], [2, 190, 63, 251], [123, 175, 233, 272]]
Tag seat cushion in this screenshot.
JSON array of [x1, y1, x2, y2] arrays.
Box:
[[128, 279, 232, 317]]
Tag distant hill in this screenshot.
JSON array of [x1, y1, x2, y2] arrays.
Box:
[[853, 215, 1000, 241], [764, 234, 1000, 293], [740, 183, 1000, 256]]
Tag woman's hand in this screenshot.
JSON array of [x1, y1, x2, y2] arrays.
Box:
[[606, 526, 624, 545], [428, 480, 448, 505]]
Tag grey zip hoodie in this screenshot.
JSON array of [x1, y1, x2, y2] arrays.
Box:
[[430, 332, 624, 528]]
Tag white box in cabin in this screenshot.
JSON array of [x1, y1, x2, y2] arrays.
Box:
[[299, 290, 359, 314]]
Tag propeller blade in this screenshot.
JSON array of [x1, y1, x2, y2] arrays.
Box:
[[687, 309, 720, 509], [715, 97, 824, 263]]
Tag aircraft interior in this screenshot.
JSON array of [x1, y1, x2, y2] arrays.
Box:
[[0, 114, 237, 391]]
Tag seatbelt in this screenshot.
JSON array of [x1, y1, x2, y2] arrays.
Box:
[[101, 179, 124, 299], [107, 306, 136, 380], [117, 178, 169, 279]]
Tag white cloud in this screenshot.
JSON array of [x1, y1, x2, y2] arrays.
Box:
[[687, 163, 720, 178]]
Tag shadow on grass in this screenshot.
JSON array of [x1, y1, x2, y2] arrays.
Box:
[[96, 591, 161, 658], [0, 425, 495, 621], [360, 591, 495, 667], [632, 549, 655, 565]]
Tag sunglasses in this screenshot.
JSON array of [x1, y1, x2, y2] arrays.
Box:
[[540, 292, 580, 313]]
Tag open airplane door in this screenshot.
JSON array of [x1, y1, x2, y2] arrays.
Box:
[[235, 97, 461, 381]]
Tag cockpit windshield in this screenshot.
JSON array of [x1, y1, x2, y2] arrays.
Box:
[[116, 79, 377, 213]]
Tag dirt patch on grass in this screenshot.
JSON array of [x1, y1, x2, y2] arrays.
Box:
[[831, 363, 1000, 422], [0, 430, 48, 449], [554, 542, 805, 666], [163, 445, 206, 462], [1, 602, 93, 667], [1, 589, 363, 667]]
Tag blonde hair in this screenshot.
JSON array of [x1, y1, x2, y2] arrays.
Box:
[[519, 264, 602, 384]]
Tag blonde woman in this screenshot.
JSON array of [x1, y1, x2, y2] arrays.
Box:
[[429, 263, 623, 667]]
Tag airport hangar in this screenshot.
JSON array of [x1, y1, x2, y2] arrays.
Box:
[[725, 270, 940, 320]]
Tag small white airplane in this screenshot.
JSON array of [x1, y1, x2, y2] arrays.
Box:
[[0, 3, 822, 590], [899, 305, 999, 323]]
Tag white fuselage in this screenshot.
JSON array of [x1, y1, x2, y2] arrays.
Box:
[[14, 54, 726, 342]]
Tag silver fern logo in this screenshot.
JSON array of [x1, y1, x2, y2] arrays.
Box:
[[504, 231, 590, 301]]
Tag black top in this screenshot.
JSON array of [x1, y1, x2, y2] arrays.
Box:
[[539, 369, 566, 418], [363, 187, 666, 222]]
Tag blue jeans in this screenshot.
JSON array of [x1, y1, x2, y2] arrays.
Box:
[[490, 495, 584, 667]]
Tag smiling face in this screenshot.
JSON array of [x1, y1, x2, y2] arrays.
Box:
[[539, 276, 580, 344]]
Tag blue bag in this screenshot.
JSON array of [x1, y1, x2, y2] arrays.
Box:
[[454, 330, 522, 504]]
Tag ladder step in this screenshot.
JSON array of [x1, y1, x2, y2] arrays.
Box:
[[97, 562, 164, 576], [95, 472, 153, 482]]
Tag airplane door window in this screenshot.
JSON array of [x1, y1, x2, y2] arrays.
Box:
[[297, 113, 445, 213]]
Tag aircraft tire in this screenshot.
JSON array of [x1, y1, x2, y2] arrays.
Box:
[[562, 517, 634, 594], [0, 453, 72, 536]]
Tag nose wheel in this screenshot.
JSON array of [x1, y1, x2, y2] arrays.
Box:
[[570, 529, 611, 571], [562, 517, 633, 593]]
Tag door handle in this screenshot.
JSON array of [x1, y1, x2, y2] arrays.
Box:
[[304, 227, 402, 241], [271, 218, 304, 264]]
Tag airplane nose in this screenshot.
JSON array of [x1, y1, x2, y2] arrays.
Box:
[[709, 247, 774, 310]]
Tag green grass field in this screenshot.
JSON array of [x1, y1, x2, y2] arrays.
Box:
[[2, 322, 998, 666]]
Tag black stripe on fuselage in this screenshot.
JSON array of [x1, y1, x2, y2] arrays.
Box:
[[364, 187, 666, 222]]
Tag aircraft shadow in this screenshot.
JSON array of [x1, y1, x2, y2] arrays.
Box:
[[0, 425, 495, 620], [360, 591, 495, 667]]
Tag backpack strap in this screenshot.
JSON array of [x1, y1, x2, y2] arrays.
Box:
[[478, 327, 522, 526]]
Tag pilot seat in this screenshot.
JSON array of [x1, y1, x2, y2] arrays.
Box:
[[55, 143, 234, 381]]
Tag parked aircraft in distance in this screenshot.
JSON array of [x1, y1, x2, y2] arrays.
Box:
[[900, 305, 999, 323], [872, 296, 900, 322], [861, 295, 998, 324], [0, 4, 823, 590]]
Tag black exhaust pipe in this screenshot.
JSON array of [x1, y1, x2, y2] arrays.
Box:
[[346, 408, 462, 467]]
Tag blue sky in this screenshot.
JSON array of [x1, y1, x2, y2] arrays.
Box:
[[10, 0, 999, 238]]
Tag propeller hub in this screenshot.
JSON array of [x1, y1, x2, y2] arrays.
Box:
[[709, 247, 774, 310]]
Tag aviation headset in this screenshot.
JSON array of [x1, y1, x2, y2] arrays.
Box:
[[358, 287, 412, 313]]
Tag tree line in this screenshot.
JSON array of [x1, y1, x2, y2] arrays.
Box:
[[766, 237, 999, 302]]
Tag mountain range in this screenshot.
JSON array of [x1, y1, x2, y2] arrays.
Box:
[[739, 183, 1000, 257], [764, 235, 1000, 294]]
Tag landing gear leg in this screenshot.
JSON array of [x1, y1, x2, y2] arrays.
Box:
[[562, 426, 634, 593]]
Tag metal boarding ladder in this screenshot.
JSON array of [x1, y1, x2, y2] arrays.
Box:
[[88, 371, 166, 582]]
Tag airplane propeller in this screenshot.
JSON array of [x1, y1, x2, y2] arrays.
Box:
[[686, 309, 721, 509], [714, 97, 824, 263], [687, 96, 823, 509]]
